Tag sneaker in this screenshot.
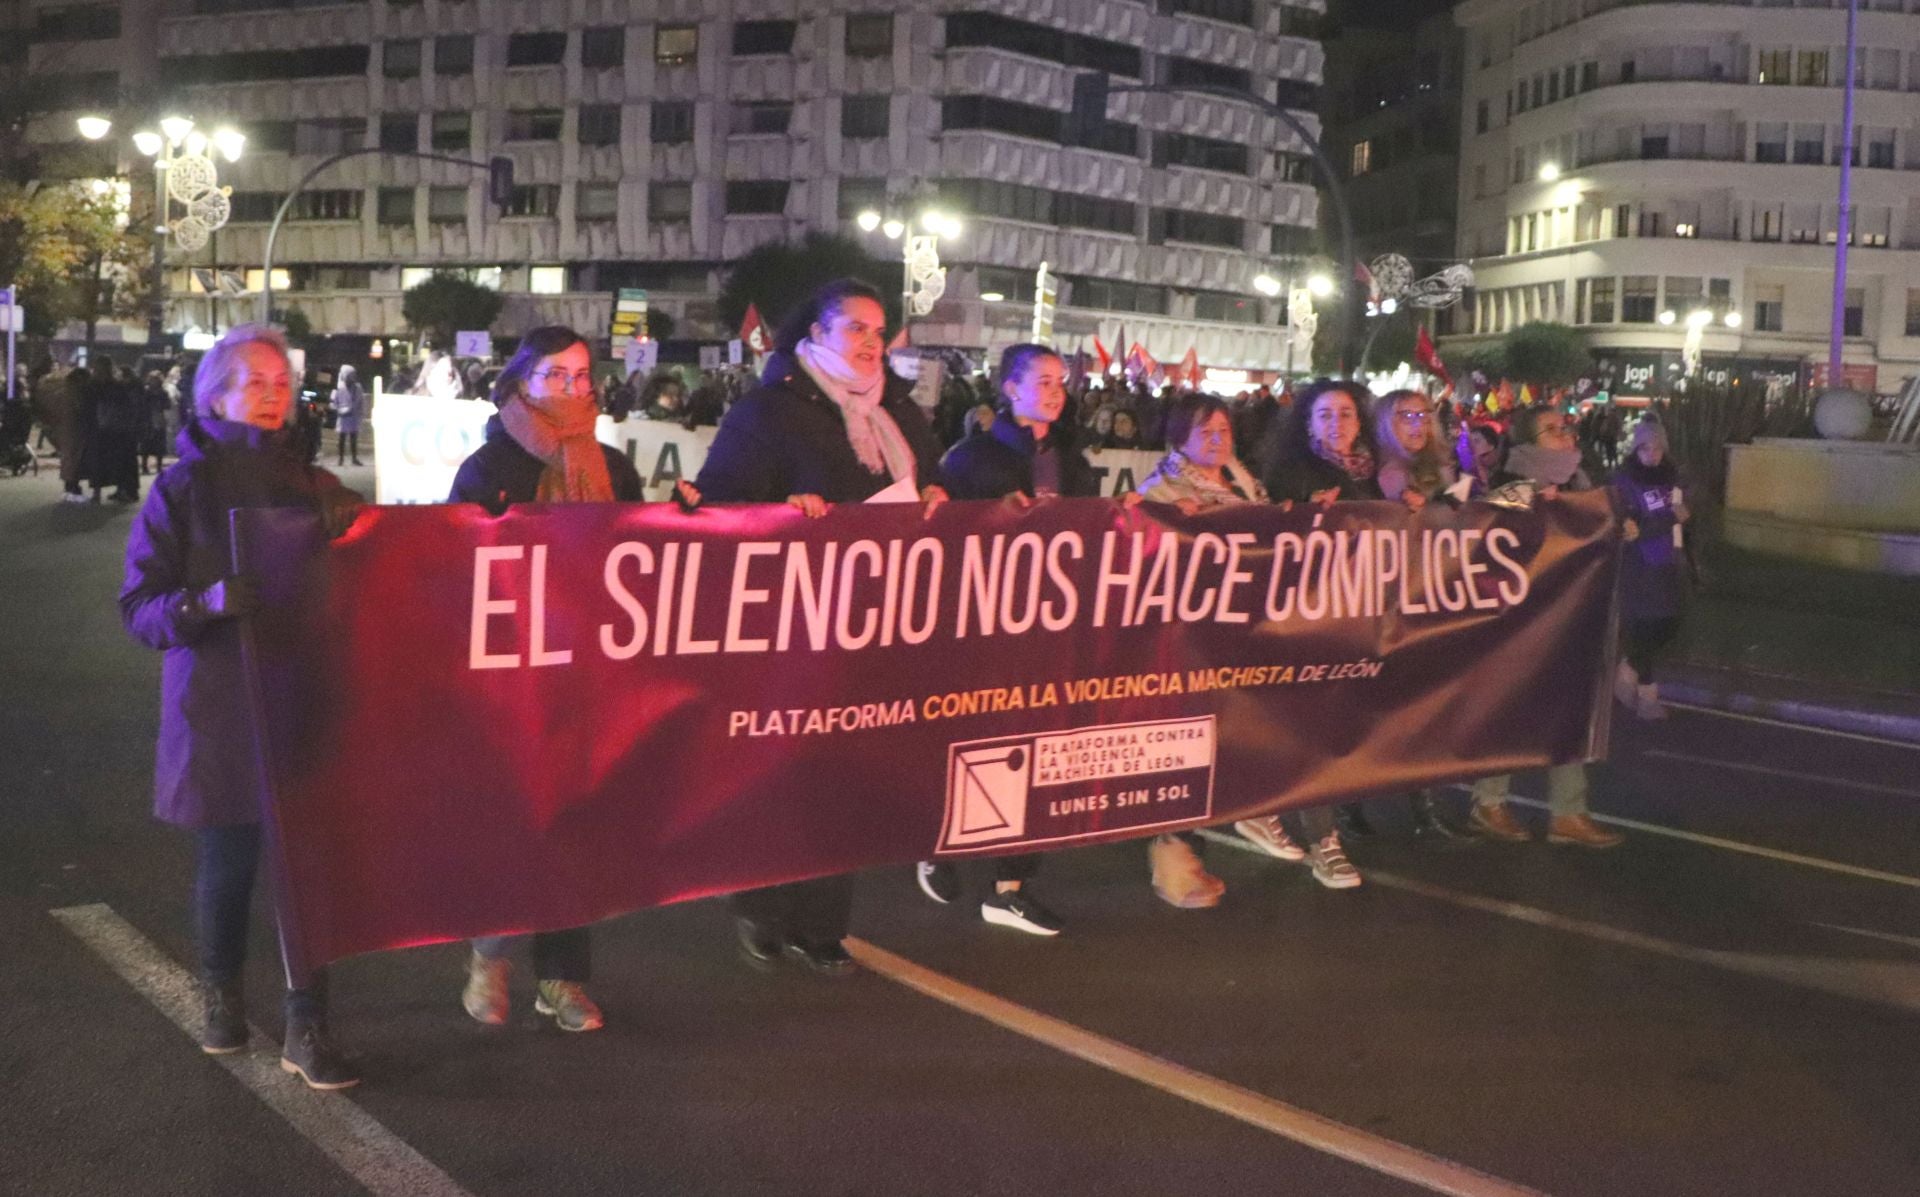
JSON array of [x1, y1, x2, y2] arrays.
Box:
[[1149, 834, 1225, 909], [1546, 813, 1625, 849], [1470, 801, 1532, 843], [1308, 835, 1363, 889], [782, 939, 857, 976], [59, 491, 87, 505], [916, 860, 961, 905], [980, 890, 1064, 936], [200, 978, 247, 1055], [280, 1021, 361, 1090], [1634, 683, 1667, 721], [534, 980, 604, 1032], [461, 951, 511, 1026], [734, 916, 781, 971], [1235, 816, 1307, 861]]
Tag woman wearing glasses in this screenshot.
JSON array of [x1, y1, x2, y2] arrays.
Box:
[[449, 325, 697, 1032]]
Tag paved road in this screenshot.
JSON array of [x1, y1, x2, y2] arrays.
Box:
[[3, 461, 1917, 1197]]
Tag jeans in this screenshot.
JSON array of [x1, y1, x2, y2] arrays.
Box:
[[471, 928, 591, 983], [192, 824, 325, 1023], [731, 875, 854, 948], [1470, 764, 1590, 817]]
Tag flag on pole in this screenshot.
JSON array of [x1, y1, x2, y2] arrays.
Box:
[[1178, 347, 1200, 389], [1354, 259, 1378, 302], [1092, 337, 1112, 376], [1126, 343, 1159, 384], [739, 303, 770, 354], [1114, 324, 1129, 375], [1415, 326, 1450, 384]]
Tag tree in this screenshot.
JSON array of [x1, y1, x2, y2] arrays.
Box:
[[279, 306, 314, 346], [401, 270, 503, 348], [1500, 321, 1589, 388], [718, 232, 900, 337], [0, 179, 148, 339]]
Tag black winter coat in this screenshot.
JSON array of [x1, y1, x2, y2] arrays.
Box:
[[940, 412, 1099, 500], [1262, 451, 1384, 503], [449, 414, 643, 514], [695, 360, 945, 504]]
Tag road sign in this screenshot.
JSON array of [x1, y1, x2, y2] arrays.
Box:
[[454, 330, 491, 358], [609, 288, 648, 359], [699, 345, 722, 370], [624, 338, 658, 379], [1031, 261, 1057, 346]]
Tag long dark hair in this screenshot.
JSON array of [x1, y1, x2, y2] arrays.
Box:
[[490, 326, 586, 406], [1265, 379, 1378, 467], [1161, 392, 1231, 452], [771, 278, 888, 355]]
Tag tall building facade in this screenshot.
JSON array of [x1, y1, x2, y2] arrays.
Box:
[[1451, 0, 1920, 396], [18, 0, 1329, 373]]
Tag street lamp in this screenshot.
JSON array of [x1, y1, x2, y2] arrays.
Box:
[[1538, 162, 1561, 182], [1723, 310, 1743, 329], [1306, 273, 1334, 298], [1658, 309, 1678, 326], [1251, 273, 1282, 297], [855, 198, 962, 340], [76, 115, 112, 141]]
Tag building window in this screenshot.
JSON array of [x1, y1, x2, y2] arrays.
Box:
[[33, 4, 121, 41], [1904, 289, 1920, 336], [1792, 124, 1825, 164], [312, 266, 371, 290], [1755, 122, 1788, 163], [730, 101, 792, 136], [1753, 285, 1784, 332], [1844, 287, 1865, 336], [1193, 291, 1259, 324], [1588, 276, 1615, 323], [294, 118, 365, 155], [291, 189, 362, 222], [503, 184, 561, 218], [505, 109, 564, 142], [1154, 132, 1248, 174], [1152, 208, 1243, 248], [1788, 204, 1821, 243], [1621, 276, 1657, 323], [1580, 61, 1598, 91], [506, 31, 566, 68], [384, 39, 421, 79], [1756, 48, 1791, 84], [651, 102, 695, 144], [435, 35, 473, 76], [837, 177, 886, 220], [1867, 128, 1896, 169], [577, 183, 619, 222], [841, 95, 890, 140], [581, 27, 624, 69], [1350, 140, 1372, 176], [656, 25, 698, 66], [578, 104, 622, 146], [732, 19, 795, 56], [725, 180, 789, 215], [650, 182, 692, 223], [846, 13, 893, 58], [378, 115, 416, 153], [529, 265, 566, 295], [250, 122, 294, 153], [377, 187, 415, 226], [1754, 205, 1783, 242], [430, 111, 470, 151], [1475, 99, 1489, 134], [427, 186, 466, 223], [1799, 50, 1829, 87]]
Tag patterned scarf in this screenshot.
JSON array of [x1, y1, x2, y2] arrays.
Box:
[[1310, 434, 1376, 482], [1142, 449, 1270, 508], [795, 337, 916, 483], [498, 389, 613, 503]]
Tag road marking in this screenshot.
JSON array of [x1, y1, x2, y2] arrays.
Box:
[[1666, 701, 1920, 750], [847, 937, 1549, 1197], [1809, 922, 1920, 954], [50, 903, 476, 1197], [1637, 748, 1920, 799]]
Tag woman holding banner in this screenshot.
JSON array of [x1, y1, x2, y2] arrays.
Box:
[[449, 325, 697, 1031], [696, 278, 948, 975], [120, 324, 366, 1089]]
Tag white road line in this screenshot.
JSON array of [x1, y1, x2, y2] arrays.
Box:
[[1809, 922, 1920, 954], [1666, 701, 1920, 750], [1637, 749, 1920, 799], [847, 937, 1550, 1197], [50, 903, 476, 1197]]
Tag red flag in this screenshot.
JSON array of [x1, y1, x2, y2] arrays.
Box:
[[1415, 325, 1450, 383], [1354, 260, 1378, 301], [1126, 343, 1158, 383], [1093, 337, 1112, 375], [739, 303, 769, 354], [1178, 347, 1200, 388]]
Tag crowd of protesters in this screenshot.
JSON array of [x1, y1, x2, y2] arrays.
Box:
[[112, 279, 1692, 1092]]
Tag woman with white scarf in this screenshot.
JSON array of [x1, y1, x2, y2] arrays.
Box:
[[696, 278, 947, 975]]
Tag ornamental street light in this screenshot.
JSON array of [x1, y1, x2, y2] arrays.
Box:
[[854, 195, 962, 340]]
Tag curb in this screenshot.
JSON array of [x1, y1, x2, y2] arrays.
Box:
[[1659, 671, 1920, 746]]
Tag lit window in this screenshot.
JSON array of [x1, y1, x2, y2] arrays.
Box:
[[529, 266, 566, 295], [656, 25, 698, 66], [1350, 140, 1372, 175]]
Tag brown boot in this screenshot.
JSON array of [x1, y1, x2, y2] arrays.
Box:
[[1470, 801, 1531, 842], [1150, 835, 1225, 908], [1547, 813, 1625, 849]]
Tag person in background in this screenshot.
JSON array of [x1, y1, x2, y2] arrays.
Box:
[[696, 278, 947, 976], [1610, 419, 1691, 721], [88, 362, 143, 504], [915, 343, 1093, 937], [138, 370, 174, 475], [119, 324, 365, 1088], [330, 364, 365, 467], [1107, 408, 1142, 450]]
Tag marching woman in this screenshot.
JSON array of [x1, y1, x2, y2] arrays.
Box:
[[914, 342, 1093, 936], [449, 325, 697, 1031], [696, 278, 948, 974], [1609, 418, 1691, 720], [120, 325, 366, 1088]]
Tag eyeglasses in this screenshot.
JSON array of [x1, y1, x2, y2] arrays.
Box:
[[532, 368, 595, 389], [1395, 411, 1432, 423]]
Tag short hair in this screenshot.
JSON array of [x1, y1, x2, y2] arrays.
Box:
[[193, 324, 290, 420], [1161, 391, 1231, 451], [773, 277, 889, 354], [1508, 403, 1571, 446], [996, 342, 1062, 403], [490, 325, 587, 406], [1631, 417, 1669, 455]]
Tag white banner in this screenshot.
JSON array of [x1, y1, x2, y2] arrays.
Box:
[[1082, 448, 1163, 499]]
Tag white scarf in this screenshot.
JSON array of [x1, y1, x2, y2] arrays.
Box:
[[794, 337, 917, 484]]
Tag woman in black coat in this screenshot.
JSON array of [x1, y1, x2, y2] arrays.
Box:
[[695, 278, 948, 975], [1259, 379, 1386, 504]]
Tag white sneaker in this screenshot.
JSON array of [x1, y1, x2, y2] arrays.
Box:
[[462, 951, 511, 1025], [1308, 835, 1363, 890], [1235, 816, 1306, 861]]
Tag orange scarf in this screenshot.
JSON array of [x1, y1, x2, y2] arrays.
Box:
[[498, 391, 614, 502]]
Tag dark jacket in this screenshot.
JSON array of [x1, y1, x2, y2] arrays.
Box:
[[1611, 456, 1688, 620], [120, 420, 350, 827], [1262, 450, 1385, 503], [449, 414, 643, 514], [696, 359, 945, 504], [940, 412, 1099, 500]]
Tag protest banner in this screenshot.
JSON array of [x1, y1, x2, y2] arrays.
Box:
[[235, 494, 1620, 978]]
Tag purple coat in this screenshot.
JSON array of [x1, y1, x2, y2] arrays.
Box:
[[120, 419, 348, 827]]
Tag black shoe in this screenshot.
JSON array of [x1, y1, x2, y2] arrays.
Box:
[[1410, 792, 1475, 842], [351, 459, 363, 467], [783, 938, 856, 976], [279, 1021, 360, 1091], [980, 890, 1064, 936], [916, 860, 960, 905], [1334, 804, 1377, 838], [200, 978, 247, 1055], [734, 916, 781, 971]]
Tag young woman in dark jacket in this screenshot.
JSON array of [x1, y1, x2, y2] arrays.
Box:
[[1259, 379, 1386, 504], [695, 278, 948, 975], [120, 324, 365, 1088], [1609, 419, 1690, 720]]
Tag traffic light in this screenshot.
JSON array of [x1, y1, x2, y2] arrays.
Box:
[[487, 157, 515, 211], [1065, 72, 1110, 146]]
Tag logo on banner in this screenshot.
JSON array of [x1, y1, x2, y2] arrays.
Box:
[[937, 717, 1215, 852]]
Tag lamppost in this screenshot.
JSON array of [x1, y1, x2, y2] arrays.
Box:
[[854, 200, 962, 342], [78, 114, 243, 348]]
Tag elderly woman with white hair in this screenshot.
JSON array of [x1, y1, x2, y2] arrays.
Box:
[[120, 324, 365, 1089]]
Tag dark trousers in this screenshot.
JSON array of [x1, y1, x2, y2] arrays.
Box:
[[993, 853, 1040, 885], [731, 875, 853, 948], [336, 432, 359, 464], [1625, 616, 1681, 683], [471, 928, 591, 982], [192, 824, 326, 1023]]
